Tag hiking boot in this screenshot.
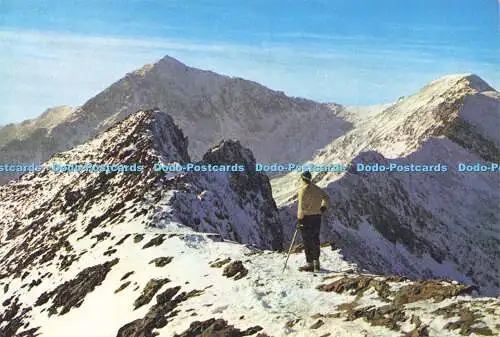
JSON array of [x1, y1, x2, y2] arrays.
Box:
[[313, 260, 320, 272], [298, 263, 314, 272]]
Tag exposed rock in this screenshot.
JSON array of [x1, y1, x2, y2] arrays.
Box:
[[27, 278, 42, 291], [104, 248, 117, 256], [121, 271, 135, 281], [433, 302, 494, 336], [311, 313, 324, 319], [404, 324, 429, 337], [284, 319, 301, 328], [59, 254, 80, 271], [310, 319, 324, 329], [223, 261, 248, 280], [241, 326, 264, 335], [346, 305, 406, 331], [117, 287, 204, 337], [133, 234, 145, 243], [168, 139, 284, 250], [156, 286, 182, 304], [317, 275, 392, 301], [15, 327, 41, 337], [134, 278, 170, 310], [392, 280, 477, 306], [91, 231, 111, 248], [320, 275, 481, 332], [115, 281, 131, 294], [116, 234, 132, 245], [149, 257, 173, 267], [34, 258, 119, 316], [318, 275, 477, 305], [173, 318, 263, 337], [142, 235, 166, 249], [0, 297, 32, 337], [210, 257, 232, 268]]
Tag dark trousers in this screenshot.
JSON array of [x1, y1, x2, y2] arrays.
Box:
[[300, 214, 322, 263]]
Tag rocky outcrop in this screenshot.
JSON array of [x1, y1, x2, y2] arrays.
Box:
[[222, 260, 249, 280], [0, 109, 285, 336], [316, 274, 493, 333], [134, 278, 171, 310], [117, 286, 204, 337], [0, 110, 284, 275], [174, 318, 264, 337], [149, 257, 174, 267], [157, 139, 284, 250], [34, 258, 119, 316]]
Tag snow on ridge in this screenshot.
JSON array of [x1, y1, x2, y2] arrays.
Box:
[[0, 108, 283, 250], [1, 224, 498, 337], [0, 82, 499, 336], [272, 77, 500, 297], [0, 109, 295, 335], [424, 73, 495, 93]]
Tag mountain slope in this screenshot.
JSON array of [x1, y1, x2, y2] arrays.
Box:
[[3, 228, 499, 337], [0, 55, 350, 184], [0, 109, 283, 251], [1, 108, 498, 337], [0, 105, 75, 148], [273, 74, 500, 297]]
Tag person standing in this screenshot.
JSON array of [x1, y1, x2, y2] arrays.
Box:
[[296, 171, 329, 272]]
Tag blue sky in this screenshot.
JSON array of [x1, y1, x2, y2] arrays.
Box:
[[1, 0, 498, 125]]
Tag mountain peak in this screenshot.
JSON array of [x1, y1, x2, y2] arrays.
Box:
[[130, 56, 187, 77], [425, 73, 495, 94], [155, 55, 189, 69], [202, 140, 256, 167], [46, 109, 191, 169], [462, 74, 496, 92]]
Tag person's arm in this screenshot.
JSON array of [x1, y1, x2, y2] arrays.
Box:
[[321, 189, 329, 207], [320, 188, 329, 212], [297, 189, 304, 220]]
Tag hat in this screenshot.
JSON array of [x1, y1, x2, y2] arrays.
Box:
[[301, 170, 312, 182]]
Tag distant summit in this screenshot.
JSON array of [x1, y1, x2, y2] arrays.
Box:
[[425, 73, 496, 93], [0, 55, 348, 184]]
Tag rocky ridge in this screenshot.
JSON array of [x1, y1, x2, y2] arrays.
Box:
[[0, 109, 284, 287], [273, 74, 500, 296], [0, 106, 498, 336]]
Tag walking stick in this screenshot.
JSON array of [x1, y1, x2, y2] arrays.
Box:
[[282, 228, 299, 273]]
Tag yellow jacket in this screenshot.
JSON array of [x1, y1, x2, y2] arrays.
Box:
[[297, 181, 329, 220]]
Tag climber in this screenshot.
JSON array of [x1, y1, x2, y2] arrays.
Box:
[[296, 170, 329, 272]]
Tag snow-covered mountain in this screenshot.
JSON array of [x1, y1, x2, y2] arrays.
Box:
[[0, 109, 283, 250], [273, 74, 500, 297], [1, 109, 498, 337], [0, 55, 350, 185]]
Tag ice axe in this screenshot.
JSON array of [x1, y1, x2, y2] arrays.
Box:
[[282, 228, 299, 273]]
